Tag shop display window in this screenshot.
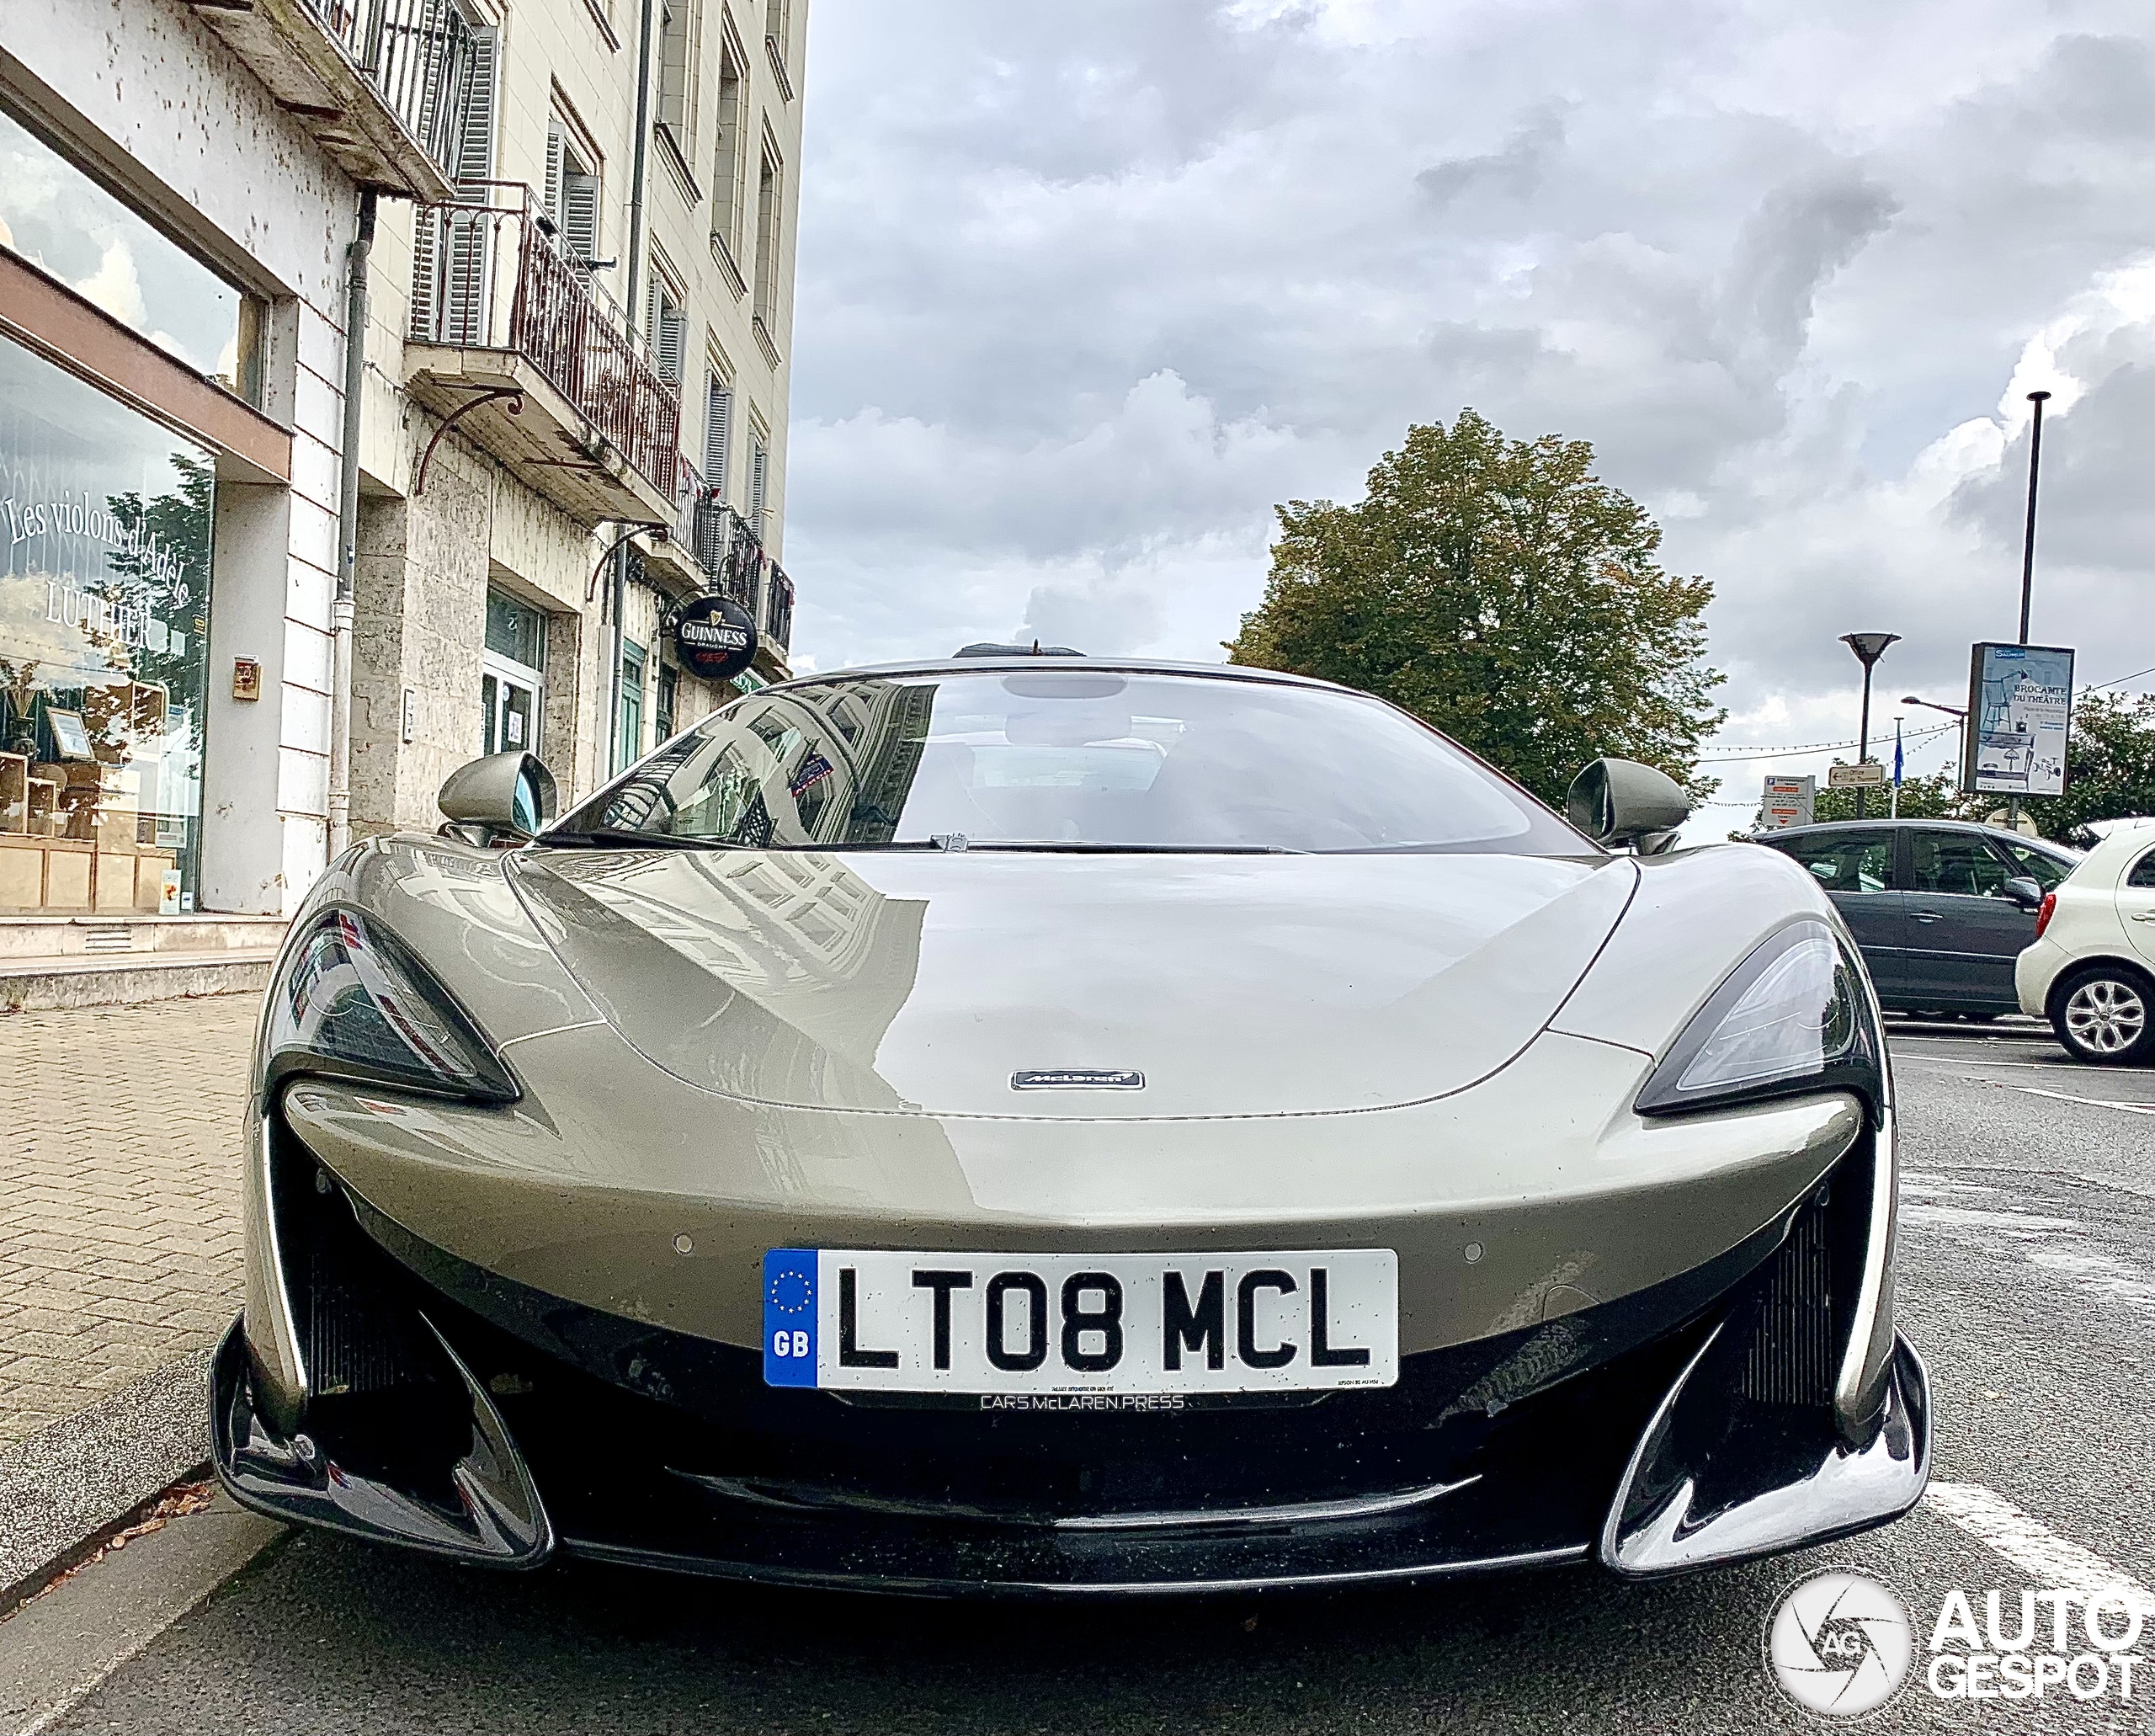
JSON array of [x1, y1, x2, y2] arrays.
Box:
[[0, 107, 263, 404], [1, 339, 214, 913]]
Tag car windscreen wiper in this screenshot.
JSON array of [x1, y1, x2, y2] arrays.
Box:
[[962, 841, 1305, 855], [537, 828, 736, 851]]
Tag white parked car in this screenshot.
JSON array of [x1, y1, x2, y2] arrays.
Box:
[[2016, 821, 2155, 1063]]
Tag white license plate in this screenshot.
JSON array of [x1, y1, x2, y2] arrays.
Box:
[[762, 1248, 1397, 1395]]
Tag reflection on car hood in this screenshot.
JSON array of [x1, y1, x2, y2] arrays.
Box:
[[507, 849, 1637, 1119]]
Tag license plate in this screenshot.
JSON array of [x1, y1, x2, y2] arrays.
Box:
[[762, 1248, 1397, 1394]]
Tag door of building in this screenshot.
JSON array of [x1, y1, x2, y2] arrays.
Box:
[[482, 588, 546, 759]]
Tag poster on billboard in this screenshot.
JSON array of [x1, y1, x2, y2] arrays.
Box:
[[1759, 774, 1815, 830], [1961, 642, 2074, 798]]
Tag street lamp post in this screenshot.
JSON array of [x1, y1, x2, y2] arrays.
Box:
[[1902, 695, 1969, 797], [2009, 388, 2051, 833], [1842, 633, 1900, 819], [2019, 390, 2051, 647]]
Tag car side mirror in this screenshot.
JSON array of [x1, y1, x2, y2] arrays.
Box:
[[1566, 757, 1691, 855], [2002, 875, 2044, 910], [437, 751, 557, 846]]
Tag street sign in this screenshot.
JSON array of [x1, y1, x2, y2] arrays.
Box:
[[1759, 774, 1815, 830], [1828, 761, 1886, 789], [1962, 642, 2073, 797]]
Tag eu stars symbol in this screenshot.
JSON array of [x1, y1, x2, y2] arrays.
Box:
[[762, 1249, 818, 1387]]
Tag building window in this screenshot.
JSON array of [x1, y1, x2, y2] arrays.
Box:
[[648, 274, 687, 386], [748, 429, 769, 541], [0, 338, 215, 913], [0, 107, 264, 405], [703, 372, 732, 500], [752, 146, 783, 331], [481, 588, 545, 758], [412, 27, 501, 346], [656, 663, 677, 744], [710, 39, 748, 282], [545, 116, 602, 267], [656, 0, 698, 164], [616, 639, 646, 773], [764, 0, 794, 98]]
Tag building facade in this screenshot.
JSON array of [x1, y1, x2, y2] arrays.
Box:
[[0, 0, 802, 929]]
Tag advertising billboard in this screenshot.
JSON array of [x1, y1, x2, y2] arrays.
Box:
[[1961, 642, 2073, 798]]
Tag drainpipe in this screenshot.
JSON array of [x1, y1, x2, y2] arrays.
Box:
[[327, 188, 375, 860], [606, 0, 660, 780]]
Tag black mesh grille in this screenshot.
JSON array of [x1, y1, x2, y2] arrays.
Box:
[[1740, 1190, 1836, 1407]]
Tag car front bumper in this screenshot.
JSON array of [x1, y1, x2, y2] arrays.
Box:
[[211, 1102, 1929, 1595]]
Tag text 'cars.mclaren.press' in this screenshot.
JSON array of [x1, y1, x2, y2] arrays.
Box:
[[213, 656, 1928, 1594]]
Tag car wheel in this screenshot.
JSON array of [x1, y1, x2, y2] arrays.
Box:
[[2052, 966, 2155, 1065]]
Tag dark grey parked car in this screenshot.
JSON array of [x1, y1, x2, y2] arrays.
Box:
[[1753, 821, 2079, 1017]]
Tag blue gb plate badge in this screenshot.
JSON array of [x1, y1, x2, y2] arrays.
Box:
[[763, 1248, 818, 1387]]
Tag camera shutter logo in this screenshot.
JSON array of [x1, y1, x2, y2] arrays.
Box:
[[1764, 1568, 1915, 1717]]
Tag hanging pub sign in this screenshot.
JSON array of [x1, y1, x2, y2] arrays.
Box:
[[673, 594, 758, 684]]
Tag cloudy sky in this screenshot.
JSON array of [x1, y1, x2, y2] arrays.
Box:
[[784, 0, 2152, 823]]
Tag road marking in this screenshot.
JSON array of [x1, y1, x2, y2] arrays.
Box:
[[1923, 1483, 2155, 1615], [2010, 1086, 2155, 1117]]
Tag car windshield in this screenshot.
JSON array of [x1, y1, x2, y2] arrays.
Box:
[[551, 668, 1589, 855]]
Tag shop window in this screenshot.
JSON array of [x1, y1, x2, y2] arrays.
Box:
[[0, 339, 215, 913], [616, 640, 646, 773], [0, 108, 263, 406], [481, 588, 545, 758]]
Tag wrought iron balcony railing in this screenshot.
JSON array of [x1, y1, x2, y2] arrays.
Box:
[[305, 0, 476, 175], [408, 182, 681, 498], [680, 493, 792, 654]]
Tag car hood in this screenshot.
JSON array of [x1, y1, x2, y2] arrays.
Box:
[[505, 848, 1636, 1119]]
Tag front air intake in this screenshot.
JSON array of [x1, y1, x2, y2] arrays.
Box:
[[1738, 1190, 1835, 1408]]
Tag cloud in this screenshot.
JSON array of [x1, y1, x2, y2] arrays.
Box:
[[71, 238, 148, 331], [786, 1, 2155, 819]]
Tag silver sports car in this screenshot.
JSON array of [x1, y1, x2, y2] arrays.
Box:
[[212, 656, 1929, 1594]]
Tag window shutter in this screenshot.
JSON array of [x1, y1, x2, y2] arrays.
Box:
[[750, 438, 769, 536], [657, 304, 685, 385], [545, 120, 565, 230], [453, 29, 498, 186], [563, 171, 599, 265], [703, 378, 731, 498]]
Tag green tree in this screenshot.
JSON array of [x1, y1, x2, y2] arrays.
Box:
[[1226, 408, 1724, 807], [2039, 690, 2155, 842]]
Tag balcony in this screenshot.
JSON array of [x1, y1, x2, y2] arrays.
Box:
[[405, 184, 682, 525], [184, 0, 471, 200]]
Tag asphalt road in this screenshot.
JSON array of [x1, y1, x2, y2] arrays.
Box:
[[24, 1020, 2155, 1735]]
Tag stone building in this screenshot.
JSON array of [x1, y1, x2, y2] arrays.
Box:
[[0, 0, 803, 992]]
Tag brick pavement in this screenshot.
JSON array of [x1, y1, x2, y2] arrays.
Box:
[[0, 994, 259, 1449]]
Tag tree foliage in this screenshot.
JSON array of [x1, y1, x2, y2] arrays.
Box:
[[2041, 690, 2155, 842], [1226, 409, 1725, 807]]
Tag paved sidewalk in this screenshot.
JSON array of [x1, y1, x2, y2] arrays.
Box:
[[0, 996, 258, 1449]]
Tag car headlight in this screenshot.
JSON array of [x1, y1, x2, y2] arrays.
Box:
[[1635, 919, 1882, 1119], [259, 908, 518, 1105]]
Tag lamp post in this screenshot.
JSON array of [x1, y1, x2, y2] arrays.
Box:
[[2018, 390, 2051, 647], [1902, 695, 1969, 795], [1842, 632, 1900, 819]]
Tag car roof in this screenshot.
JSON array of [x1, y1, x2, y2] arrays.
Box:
[[761, 656, 1358, 695]]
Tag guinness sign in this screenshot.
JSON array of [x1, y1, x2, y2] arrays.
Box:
[[673, 594, 758, 683]]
